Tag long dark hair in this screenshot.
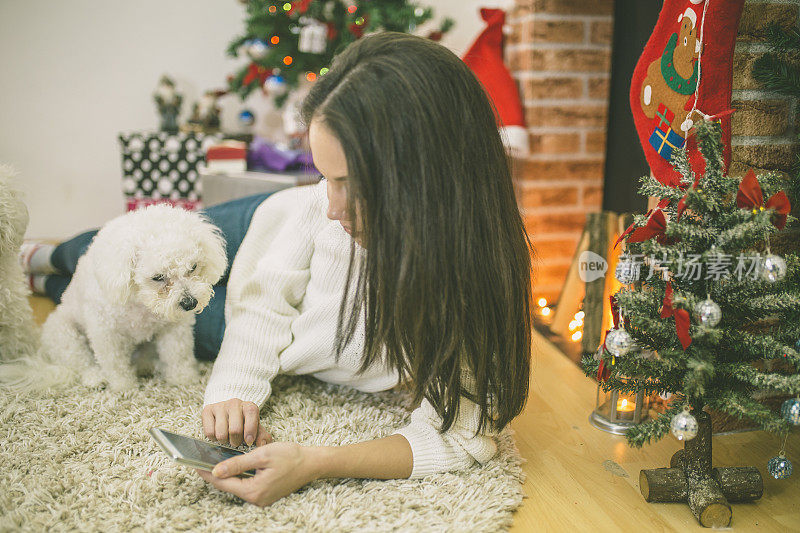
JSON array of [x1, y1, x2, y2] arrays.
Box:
[[301, 32, 533, 434]]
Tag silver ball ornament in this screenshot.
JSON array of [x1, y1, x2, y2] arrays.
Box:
[[781, 398, 800, 425], [767, 453, 793, 479], [760, 254, 787, 283], [264, 75, 287, 95], [670, 408, 698, 441], [605, 328, 634, 357], [247, 40, 269, 60], [615, 257, 639, 284], [693, 298, 721, 327]]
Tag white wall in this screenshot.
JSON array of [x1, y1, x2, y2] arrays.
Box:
[[0, 0, 511, 239]]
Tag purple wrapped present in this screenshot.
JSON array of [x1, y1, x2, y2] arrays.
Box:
[[247, 136, 317, 173]]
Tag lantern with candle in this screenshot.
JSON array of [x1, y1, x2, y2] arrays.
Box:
[[590, 381, 650, 435]]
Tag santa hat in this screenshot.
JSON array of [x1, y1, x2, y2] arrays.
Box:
[[462, 8, 528, 156]]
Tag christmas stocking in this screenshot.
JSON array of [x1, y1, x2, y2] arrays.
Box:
[[462, 8, 528, 156], [630, 0, 745, 187]]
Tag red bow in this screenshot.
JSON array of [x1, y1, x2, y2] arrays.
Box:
[[614, 198, 670, 249], [596, 294, 621, 382], [627, 208, 678, 245], [736, 169, 791, 230], [287, 0, 313, 16], [659, 281, 692, 350], [243, 63, 272, 86]]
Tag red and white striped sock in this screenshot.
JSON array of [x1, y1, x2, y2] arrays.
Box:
[[27, 274, 48, 295], [19, 242, 56, 275]]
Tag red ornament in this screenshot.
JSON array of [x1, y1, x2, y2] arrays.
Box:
[[427, 30, 443, 42]]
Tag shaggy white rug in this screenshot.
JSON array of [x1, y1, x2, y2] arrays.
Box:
[[0, 363, 525, 532]]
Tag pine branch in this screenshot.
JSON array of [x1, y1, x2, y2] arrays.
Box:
[[628, 316, 685, 352], [670, 148, 696, 187], [638, 176, 687, 201], [731, 291, 800, 317], [718, 330, 800, 367], [625, 403, 685, 448], [694, 121, 724, 177], [752, 54, 800, 99], [669, 223, 716, 245], [708, 391, 789, 435], [713, 215, 779, 248], [718, 253, 800, 298], [765, 22, 800, 53], [718, 364, 800, 395], [684, 357, 715, 398]]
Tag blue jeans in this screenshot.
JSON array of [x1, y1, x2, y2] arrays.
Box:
[[44, 193, 275, 361]]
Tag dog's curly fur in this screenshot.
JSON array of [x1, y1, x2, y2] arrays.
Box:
[[2, 203, 227, 392], [0, 165, 40, 362]]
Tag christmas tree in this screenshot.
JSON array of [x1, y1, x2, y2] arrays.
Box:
[[582, 119, 799, 527], [226, 0, 454, 107]]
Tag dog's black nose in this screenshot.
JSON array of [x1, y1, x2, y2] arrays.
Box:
[[179, 295, 198, 311]]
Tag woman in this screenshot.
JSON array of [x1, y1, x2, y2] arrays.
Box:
[[29, 31, 533, 506], [196, 31, 533, 506]]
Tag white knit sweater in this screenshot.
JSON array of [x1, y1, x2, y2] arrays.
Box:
[[203, 180, 498, 478]]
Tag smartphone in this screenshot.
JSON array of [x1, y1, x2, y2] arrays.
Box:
[[149, 428, 256, 477]]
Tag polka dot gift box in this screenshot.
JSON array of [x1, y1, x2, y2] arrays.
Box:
[[118, 131, 222, 212]]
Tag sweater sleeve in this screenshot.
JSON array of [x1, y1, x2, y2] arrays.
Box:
[[392, 372, 499, 478], [202, 184, 323, 408]]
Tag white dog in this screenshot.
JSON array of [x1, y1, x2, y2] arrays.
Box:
[[0, 165, 40, 362], [8, 204, 227, 392]]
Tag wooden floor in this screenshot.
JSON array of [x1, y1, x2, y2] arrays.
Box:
[[28, 296, 799, 531]]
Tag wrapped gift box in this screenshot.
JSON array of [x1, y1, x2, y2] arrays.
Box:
[[118, 131, 222, 211]]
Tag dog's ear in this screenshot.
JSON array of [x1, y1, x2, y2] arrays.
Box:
[[91, 219, 137, 304], [196, 216, 228, 284]]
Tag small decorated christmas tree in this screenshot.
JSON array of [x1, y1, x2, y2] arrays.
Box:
[[227, 0, 454, 107], [583, 119, 799, 528]]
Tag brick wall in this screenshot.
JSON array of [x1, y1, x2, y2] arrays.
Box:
[[506, 0, 615, 303], [508, 0, 799, 304]]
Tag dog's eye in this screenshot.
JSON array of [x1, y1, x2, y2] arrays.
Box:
[[189, 264, 197, 273], [152, 274, 165, 282]]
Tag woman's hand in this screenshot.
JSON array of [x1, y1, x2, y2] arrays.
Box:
[[195, 442, 322, 507], [202, 398, 272, 447]]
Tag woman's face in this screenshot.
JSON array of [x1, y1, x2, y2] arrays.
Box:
[[309, 117, 362, 243]]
